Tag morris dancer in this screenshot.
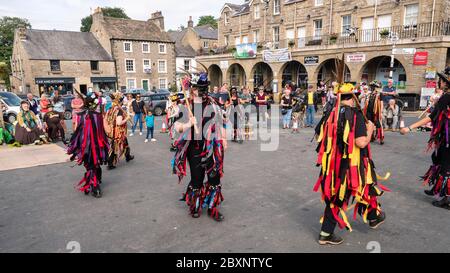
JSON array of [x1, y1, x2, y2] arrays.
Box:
[[67, 91, 109, 198], [401, 68, 450, 209], [314, 58, 389, 245], [364, 81, 384, 145], [172, 70, 227, 222]]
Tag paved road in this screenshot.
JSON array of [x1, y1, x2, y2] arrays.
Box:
[[1, 114, 448, 253]]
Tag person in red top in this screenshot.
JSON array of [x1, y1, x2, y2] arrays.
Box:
[[255, 86, 268, 126], [39, 94, 50, 120]]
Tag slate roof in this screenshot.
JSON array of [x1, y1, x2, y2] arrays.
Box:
[[22, 29, 113, 61], [103, 17, 173, 43], [193, 25, 218, 40]]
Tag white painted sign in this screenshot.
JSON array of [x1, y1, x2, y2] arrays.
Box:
[[420, 88, 436, 109], [346, 53, 366, 63], [263, 48, 292, 63], [220, 61, 229, 69], [393, 48, 416, 55]]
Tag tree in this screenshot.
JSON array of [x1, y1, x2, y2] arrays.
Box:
[[0, 16, 31, 89], [197, 16, 218, 29], [80, 7, 130, 32]]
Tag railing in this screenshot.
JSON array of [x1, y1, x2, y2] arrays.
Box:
[[197, 21, 450, 56]]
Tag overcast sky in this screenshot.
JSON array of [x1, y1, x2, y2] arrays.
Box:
[[0, 0, 242, 31]]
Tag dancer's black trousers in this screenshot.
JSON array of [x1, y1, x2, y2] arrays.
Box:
[[187, 141, 220, 189], [321, 201, 378, 234]]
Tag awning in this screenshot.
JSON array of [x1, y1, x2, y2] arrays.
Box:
[[91, 77, 117, 83], [35, 77, 76, 84]]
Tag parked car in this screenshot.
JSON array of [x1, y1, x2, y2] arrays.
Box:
[[61, 95, 74, 120], [123, 88, 148, 96], [0, 91, 22, 124], [141, 93, 169, 116]]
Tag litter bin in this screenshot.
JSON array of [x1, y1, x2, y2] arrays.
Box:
[[398, 93, 420, 111]]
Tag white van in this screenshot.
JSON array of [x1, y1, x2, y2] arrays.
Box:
[[0, 91, 22, 124]]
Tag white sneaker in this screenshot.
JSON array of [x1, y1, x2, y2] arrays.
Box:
[[151, 139, 157, 142], [129, 133, 134, 137], [139, 132, 143, 136], [145, 139, 149, 143]]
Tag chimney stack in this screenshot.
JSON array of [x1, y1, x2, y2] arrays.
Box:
[[92, 7, 104, 24], [150, 11, 165, 31], [17, 26, 27, 41], [188, 16, 194, 28]]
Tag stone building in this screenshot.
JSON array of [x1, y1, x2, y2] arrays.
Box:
[[90, 8, 176, 91], [198, 0, 450, 101], [169, 16, 219, 89], [10, 28, 116, 96]]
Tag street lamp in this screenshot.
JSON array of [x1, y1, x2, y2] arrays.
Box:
[[389, 31, 399, 79]]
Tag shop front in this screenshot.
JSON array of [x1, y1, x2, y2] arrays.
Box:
[[35, 77, 75, 96], [91, 77, 117, 93]]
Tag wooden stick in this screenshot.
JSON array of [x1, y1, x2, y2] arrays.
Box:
[[182, 87, 200, 135]]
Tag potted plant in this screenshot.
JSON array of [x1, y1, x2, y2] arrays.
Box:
[[329, 33, 338, 44], [288, 39, 296, 48], [379, 29, 390, 38]]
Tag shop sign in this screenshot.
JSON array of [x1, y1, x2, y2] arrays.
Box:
[[393, 48, 416, 55], [220, 61, 229, 69], [304, 56, 319, 65], [35, 78, 75, 84], [262, 48, 292, 63], [413, 52, 428, 65], [425, 68, 436, 79], [346, 53, 366, 63]]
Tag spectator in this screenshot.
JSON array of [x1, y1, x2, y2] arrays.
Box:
[[52, 92, 65, 114], [0, 101, 14, 145], [317, 81, 327, 106], [26, 92, 39, 115], [15, 101, 48, 145], [39, 94, 50, 119], [71, 93, 84, 131], [430, 88, 444, 111], [359, 85, 370, 110], [281, 88, 294, 129], [381, 79, 397, 104], [213, 86, 219, 95], [145, 110, 156, 143], [255, 86, 268, 126], [130, 94, 145, 136], [44, 104, 67, 144], [383, 99, 400, 131], [124, 93, 135, 124], [306, 85, 319, 127]]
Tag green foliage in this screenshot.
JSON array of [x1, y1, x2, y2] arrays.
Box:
[[80, 7, 130, 32], [197, 16, 218, 29], [0, 16, 31, 88]]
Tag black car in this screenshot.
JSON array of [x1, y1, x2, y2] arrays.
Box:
[[141, 93, 168, 116]]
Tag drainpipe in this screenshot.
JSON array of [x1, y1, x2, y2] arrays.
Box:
[[110, 39, 119, 91], [329, 0, 333, 34], [374, 0, 378, 19], [430, 0, 436, 36]]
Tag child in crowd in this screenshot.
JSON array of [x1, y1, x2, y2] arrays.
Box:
[[145, 110, 156, 143]]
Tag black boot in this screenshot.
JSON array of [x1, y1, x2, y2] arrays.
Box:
[[424, 189, 435, 196], [432, 198, 450, 210], [369, 211, 386, 229], [125, 148, 134, 162], [91, 185, 102, 198], [318, 233, 344, 246], [208, 209, 224, 222]]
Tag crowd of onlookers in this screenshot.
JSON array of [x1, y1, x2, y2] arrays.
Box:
[[2, 80, 445, 147]]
